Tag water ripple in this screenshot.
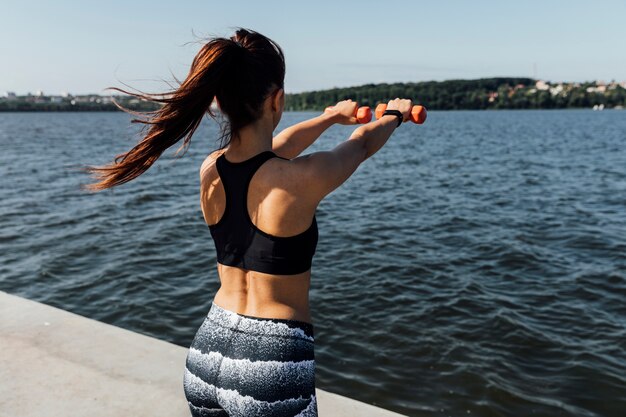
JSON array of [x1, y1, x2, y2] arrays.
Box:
[[1, 110, 626, 416]]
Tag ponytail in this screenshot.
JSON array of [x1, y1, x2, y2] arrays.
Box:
[[79, 28, 285, 192]]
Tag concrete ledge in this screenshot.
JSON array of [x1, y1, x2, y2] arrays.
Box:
[[0, 290, 405, 416]]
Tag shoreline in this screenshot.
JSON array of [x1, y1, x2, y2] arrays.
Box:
[[0, 290, 408, 417]]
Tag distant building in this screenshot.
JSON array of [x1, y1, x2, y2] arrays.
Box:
[[549, 84, 564, 96], [4, 91, 17, 101], [535, 80, 550, 91], [586, 85, 607, 93]]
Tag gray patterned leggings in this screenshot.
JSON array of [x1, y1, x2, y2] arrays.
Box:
[[183, 302, 317, 417]]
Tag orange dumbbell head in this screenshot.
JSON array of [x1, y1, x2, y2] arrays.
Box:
[[356, 106, 372, 124], [411, 105, 427, 124], [375, 103, 387, 120]]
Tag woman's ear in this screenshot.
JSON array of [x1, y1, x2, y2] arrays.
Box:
[[271, 88, 284, 112]]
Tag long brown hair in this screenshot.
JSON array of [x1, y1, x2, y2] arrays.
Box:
[[79, 28, 285, 192]]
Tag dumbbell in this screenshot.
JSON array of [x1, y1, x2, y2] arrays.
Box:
[[375, 103, 427, 124], [325, 105, 372, 124]]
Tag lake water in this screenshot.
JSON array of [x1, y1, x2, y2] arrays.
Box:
[[1, 110, 625, 417]]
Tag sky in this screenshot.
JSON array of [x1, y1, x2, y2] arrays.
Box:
[[2, 0, 625, 95]]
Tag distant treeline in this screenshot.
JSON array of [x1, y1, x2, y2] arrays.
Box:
[[0, 97, 159, 112], [3, 78, 625, 112], [284, 78, 626, 111]]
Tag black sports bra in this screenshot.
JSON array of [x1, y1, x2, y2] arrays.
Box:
[[208, 150, 318, 275]]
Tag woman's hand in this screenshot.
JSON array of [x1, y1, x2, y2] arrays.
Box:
[[384, 98, 414, 123], [324, 99, 359, 125]]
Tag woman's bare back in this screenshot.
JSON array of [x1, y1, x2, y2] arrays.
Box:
[[199, 148, 318, 323]]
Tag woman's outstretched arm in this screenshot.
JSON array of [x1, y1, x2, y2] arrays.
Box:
[[272, 112, 337, 159], [272, 100, 358, 159]]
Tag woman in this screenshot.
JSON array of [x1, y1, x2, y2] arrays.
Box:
[[82, 28, 412, 417]]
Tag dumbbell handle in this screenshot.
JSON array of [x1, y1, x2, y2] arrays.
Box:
[[375, 103, 427, 124], [325, 105, 372, 124]]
